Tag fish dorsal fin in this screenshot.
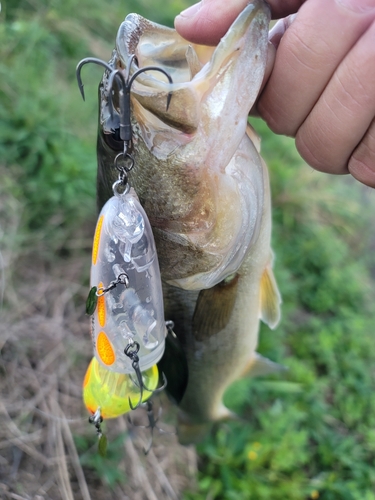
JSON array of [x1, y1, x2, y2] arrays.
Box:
[[260, 263, 281, 330], [243, 353, 286, 378]]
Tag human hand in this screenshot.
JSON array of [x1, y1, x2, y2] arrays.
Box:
[[175, 0, 375, 188]]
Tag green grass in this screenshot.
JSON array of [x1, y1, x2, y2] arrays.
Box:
[[2, 1, 375, 498]]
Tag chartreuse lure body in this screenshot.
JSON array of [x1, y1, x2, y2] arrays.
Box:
[[83, 357, 159, 418]]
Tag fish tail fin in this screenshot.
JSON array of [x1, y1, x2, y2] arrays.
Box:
[[177, 421, 211, 445], [177, 411, 211, 445], [177, 405, 237, 445]]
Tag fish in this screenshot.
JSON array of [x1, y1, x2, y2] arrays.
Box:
[[95, 0, 282, 443]]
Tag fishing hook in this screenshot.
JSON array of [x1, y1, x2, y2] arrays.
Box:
[[107, 54, 173, 146], [76, 57, 114, 101], [141, 401, 161, 454], [128, 399, 175, 454], [127, 400, 165, 454], [76, 54, 173, 144], [124, 342, 167, 411], [76, 54, 173, 187], [88, 407, 103, 437]]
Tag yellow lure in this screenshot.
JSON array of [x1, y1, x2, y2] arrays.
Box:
[[83, 357, 159, 419]]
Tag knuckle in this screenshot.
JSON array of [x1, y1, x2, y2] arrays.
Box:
[[258, 99, 296, 136], [258, 23, 327, 137], [348, 126, 375, 188], [295, 131, 328, 173], [295, 126, 348, 175]]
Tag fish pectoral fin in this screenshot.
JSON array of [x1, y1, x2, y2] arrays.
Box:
[[192, 275, 239, 340], [260, 263, 281, 330], [243, 353, 286, 378]]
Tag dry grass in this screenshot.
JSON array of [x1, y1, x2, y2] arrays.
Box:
[[0, 186, 197, 499]]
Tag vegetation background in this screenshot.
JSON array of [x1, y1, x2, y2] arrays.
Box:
[[1, 0, 375, 498]]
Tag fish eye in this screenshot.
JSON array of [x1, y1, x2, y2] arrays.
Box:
[[104, 128, 124, 151]]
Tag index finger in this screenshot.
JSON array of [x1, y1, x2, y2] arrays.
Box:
[[258, 0, 375, 136], [175, 0, 305, 46]]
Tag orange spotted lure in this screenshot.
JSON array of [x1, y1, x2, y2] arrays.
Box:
[[76, 56, 173, 453], [87, 183, 166, 373]]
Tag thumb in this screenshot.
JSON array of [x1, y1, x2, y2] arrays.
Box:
[[174, 0, 248, 46]]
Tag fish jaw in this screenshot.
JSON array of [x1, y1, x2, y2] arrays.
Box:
[[97, 1, 271, 289], [114, 0, 270, 138]]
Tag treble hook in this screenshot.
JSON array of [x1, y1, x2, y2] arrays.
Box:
[[76, 57, 114, 101], [107, 54, 173, 145], [76, 54, 173, 147], [124, 342, 144, 410], [127, 400, 171, 455], [88, 407, 108, 456], [124, 342, 167, 410]]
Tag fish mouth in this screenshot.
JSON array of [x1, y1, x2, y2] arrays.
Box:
[[103, 0, 270, 135], [98, 1, 271, 290]]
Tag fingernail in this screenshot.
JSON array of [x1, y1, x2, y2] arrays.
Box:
[[336, 0, 375, 13], [177, 2, 202, 19], [269, 14, 296, 48], [269, 19, 285, 48]]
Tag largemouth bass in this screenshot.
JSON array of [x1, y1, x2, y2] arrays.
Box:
[[95, 0, 282, 443]]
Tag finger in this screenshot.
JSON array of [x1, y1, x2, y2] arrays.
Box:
[[261, 43, 276, 94], [175, 0, 248, 46], [258, 0, 375, 137], [295, 19, 375, 175], [349, 118, 375, 187], [174, 0, 304, 46], [264, 0, 305, 19], [268, 14, 297, 49]]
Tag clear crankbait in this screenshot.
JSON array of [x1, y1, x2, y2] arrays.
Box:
[[76, 55, 173, 451], [88, 182, 166, 374]]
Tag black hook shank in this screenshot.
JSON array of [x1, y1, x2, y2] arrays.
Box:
[[76, 54, 173, 147]]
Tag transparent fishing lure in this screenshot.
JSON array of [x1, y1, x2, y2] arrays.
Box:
[[90, 186, 166, 374]]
